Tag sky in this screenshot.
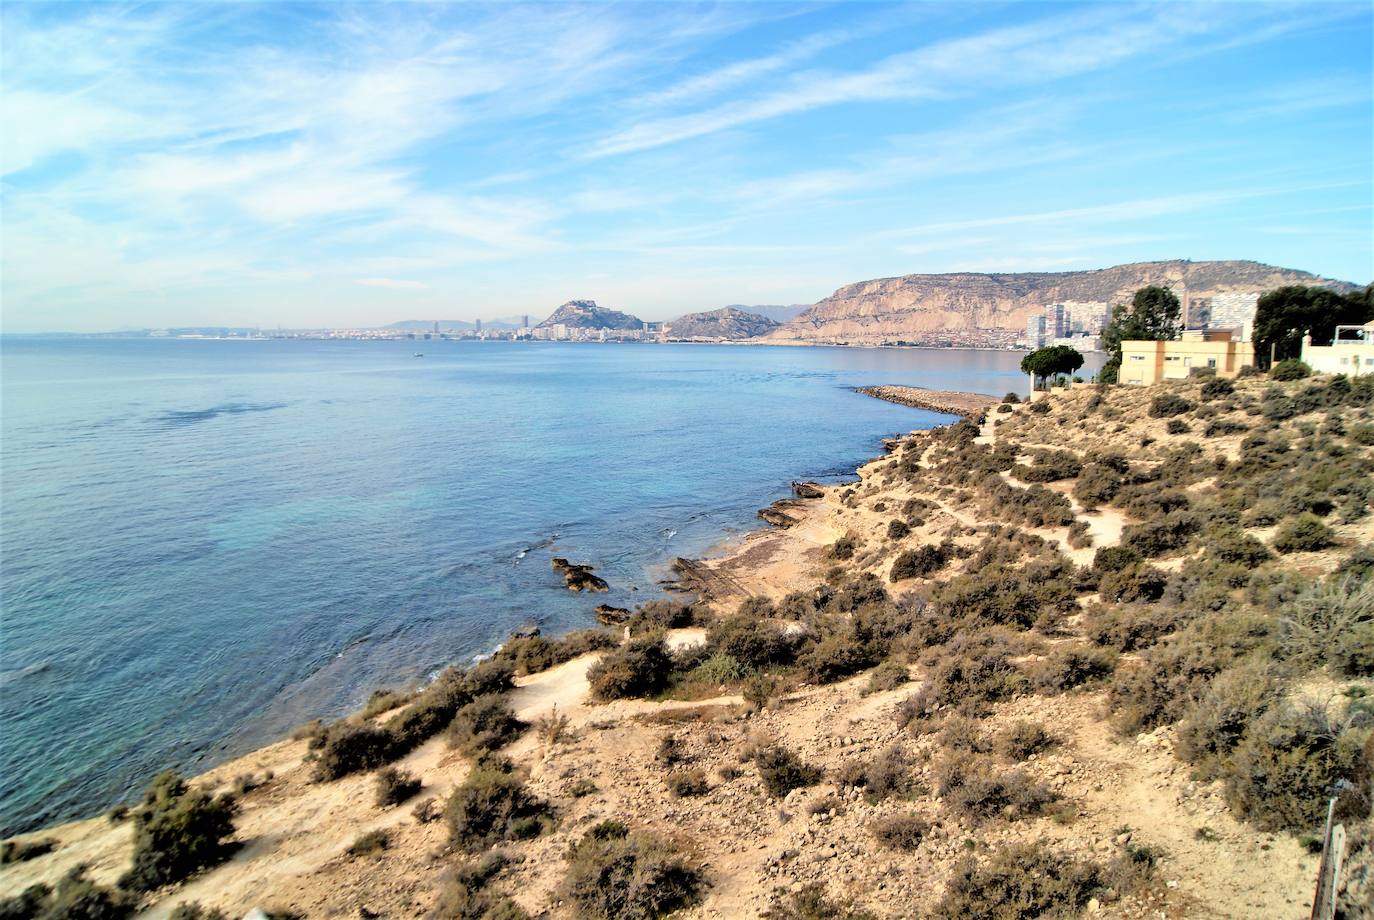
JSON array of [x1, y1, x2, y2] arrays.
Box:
[[1, 2, 1370, 332]]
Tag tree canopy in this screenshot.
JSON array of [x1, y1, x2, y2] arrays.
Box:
[[1021, 345, 1084, 388], [1099, 286, 1182, 383], [1252, 284, 1373, 368]]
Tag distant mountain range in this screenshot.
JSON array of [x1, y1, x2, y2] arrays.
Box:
[[766, 260, 1359, 345], [721, 304, 810, 324], [536, 300, 644, 330], [665, 307, 779, 340]]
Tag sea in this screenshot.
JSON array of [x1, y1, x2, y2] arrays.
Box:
[[0, 337, 1052, 834]]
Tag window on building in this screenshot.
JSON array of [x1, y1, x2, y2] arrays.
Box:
[[1129, 355, 1144, 362], [1207, 359, 1217, 368]]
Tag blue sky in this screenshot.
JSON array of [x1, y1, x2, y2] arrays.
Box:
[[1, 2, 1370, 332]]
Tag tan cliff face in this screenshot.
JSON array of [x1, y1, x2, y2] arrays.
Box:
[[768, 260, 1359, 344]]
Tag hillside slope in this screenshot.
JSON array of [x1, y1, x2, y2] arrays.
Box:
[[666, 307, 779, 340], [537, 300, 643, 330], [769, 260, 1358, 345]]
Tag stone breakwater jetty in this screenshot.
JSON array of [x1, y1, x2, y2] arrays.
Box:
[[855, 385, 999, 417]]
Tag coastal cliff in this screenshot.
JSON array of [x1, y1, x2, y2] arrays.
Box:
[[4, 375, 1371, 919], [767, 259, 1358, 345]]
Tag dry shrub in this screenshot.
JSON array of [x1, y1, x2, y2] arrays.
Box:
[[707, 615, 792, 669], [931, 842, 1105, 920], [561, 821, 703, 920], [754, 744, 823, 798], [934, 752, 1058, 823], [1280, 577, 1374, 675], [493, 629, 620, 676], [121, 771, 238, 891], [375, 767, 422, 807], [345, 829, 389, 858], [448, 697, 527, 755], [864, 660, 909, 694], [446, 757, 552, 852], [587, 636, 673, 700], [430, 853, 530, 920], [0, 837, 56, 864], [1029, 644, 1118, 694], [3, 868, 132, 920], [835, 745, 917, 801], [890, 544, 949, 581], [992, 722, 1060, 761], [870, 813, 930, 851], [762, 883, 878, 920], [1224, 702, 1372, 833], [535, 706, 572, 747], [665, 769, 709, 798]]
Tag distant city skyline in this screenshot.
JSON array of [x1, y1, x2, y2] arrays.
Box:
[[2, 2, 1371, 332]]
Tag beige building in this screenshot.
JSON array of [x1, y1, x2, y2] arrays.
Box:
[[1301, 323, 1374, 376], [1119, 330, 1255, 385]]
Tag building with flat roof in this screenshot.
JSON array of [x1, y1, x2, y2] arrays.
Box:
[[1119, 329, 1254, 385], [1301, 323, 1374, 376], [1025, 315, 1046, 349]]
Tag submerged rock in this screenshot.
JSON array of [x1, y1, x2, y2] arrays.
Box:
[[551, 557, 610, 592]]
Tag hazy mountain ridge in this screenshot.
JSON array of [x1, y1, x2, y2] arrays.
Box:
[[722, 303, 810, 324], [666, 307, 780, 340], [769, 260, 1359, 344], [537, 300, 644, 330]]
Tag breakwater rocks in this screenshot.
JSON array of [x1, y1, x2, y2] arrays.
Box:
[[855, 385, 999, 417], [551, 557, 609, 592]]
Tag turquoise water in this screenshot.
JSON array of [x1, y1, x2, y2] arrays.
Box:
[[0, 338, 1036, 833]]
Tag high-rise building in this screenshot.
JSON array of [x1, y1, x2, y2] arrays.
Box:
[[1063, 301, 1110, 334], [1207, 292, 1259, 333], [1026, 315, 1047, 349], [1046, 303, 1066, 339], [475, 318, 482, 333], [522, 315, 530, 329]]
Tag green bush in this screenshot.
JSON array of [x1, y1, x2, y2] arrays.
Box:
[[626, 600, 698, 635], [587, 636, 673, 700], [446, 757, 552, 852], [887, 519, 911, 540], [1121, 510, 1200, 557], [1269, 359, 1312, 381], [827, 535, 857, 561], [864, 660, 909, 694], [687, 653, 746, 686], [448, 696, 527, 755], [121, 771, 238, 891], [493, 629, 619, 676], [932, 843, 1104, 920], [0, 837, 56, 864], [1073, 463, 1123, 508], [1224, 704, 1371, 833], [1149, 393, 1194, 418], [3, 868, 132, 920], [1201, 377, 1234, 400], [312, 722, 397, 781], [754, 744, 823, 797], [169, 904, 229, 920], [707, 615, 791, 669], [795, 634, 876, 684], [1207, 529, 1272, 567], [1166, 418, 1191, 435], [1015, 449, 1082, 483], [1097, 563, 1167, 603], [375, 767, 422, 807], [1204, 418, 1250, 437], [1174, 659, 1277, 778], [1092, 545, 1141, 574], [561, 821, 703, 920], [890, 544, 948, 581], [1271, 513, 1336, 554]]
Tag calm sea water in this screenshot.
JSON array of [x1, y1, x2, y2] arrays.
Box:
[[0, 337, 1042, 834]]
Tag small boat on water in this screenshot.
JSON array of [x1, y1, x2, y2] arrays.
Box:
[[413, 353, 424, 357]]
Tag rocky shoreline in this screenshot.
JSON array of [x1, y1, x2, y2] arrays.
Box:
[[855, 384, 1000, 416]]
